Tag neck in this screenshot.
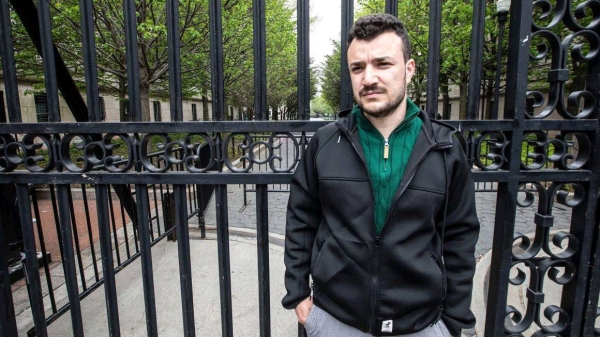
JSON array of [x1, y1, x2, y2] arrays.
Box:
[[363, 99, 407, 139]]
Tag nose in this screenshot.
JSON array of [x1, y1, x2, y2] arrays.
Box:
[[362, 65, 378, 87]]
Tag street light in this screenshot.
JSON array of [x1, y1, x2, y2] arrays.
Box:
[[496, 0, 510, 13], [492, 0, 510, 120]]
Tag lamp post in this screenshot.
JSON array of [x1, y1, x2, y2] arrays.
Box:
[[492, 0, 510, 120]]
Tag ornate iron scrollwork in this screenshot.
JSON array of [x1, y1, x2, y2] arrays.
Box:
[[474, 131, 509, 171], [507, 180, 583, 335], [529, 0, 600, 120]]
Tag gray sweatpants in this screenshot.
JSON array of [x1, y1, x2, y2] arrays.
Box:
[[303, 305, 452, 337]]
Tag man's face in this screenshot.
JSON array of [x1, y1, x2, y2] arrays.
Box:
[[347, 31, 415, 118]]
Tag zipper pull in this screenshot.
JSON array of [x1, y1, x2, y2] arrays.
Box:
[[383, 138, 389, 159], [384, 138, 389, 171]]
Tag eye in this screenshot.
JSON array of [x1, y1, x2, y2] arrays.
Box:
[[351, 66, 363, 73]]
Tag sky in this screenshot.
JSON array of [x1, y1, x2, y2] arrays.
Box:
[[309, 2, 342, 69]]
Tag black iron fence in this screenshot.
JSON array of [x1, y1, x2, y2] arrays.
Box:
[[0, 0, 599, 337]]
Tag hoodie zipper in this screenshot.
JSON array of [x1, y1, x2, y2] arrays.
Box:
[[338, 122, 453, 334], [337, 125, 379, 333]]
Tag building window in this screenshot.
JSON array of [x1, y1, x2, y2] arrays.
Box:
[[191, 103, 197, 121], [99, 96, 106, 121], [153, 101, 162, 121], [34, 93, 49, 122]]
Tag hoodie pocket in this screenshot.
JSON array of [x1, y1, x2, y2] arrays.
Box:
[[310, 230, 332, 275], [427, 248, 447, 302]]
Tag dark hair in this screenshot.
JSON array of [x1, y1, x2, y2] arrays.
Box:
[[347, 13, 411, 61]]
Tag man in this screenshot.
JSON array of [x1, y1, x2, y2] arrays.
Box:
[[282, 13, 480, 337]]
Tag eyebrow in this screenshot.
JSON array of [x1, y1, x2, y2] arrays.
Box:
[[349, 56, 394, 67], [373, 56, 393, 62]]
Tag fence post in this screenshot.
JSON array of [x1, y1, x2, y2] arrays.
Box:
[[0, 190, 17, 336], [162, 192, 177, 241]]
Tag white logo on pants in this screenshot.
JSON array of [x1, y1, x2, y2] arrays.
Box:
[[382, 320, 393, 333]]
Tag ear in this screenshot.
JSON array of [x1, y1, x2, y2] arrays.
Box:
[[405, 58, 416, 85]]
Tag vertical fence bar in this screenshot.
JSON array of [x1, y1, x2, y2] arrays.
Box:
[[174, 185, 195, 336], [56, 185, 84, 336], [256, 185, 271, 337], [0, 0, 21, 122], [16, 184, 47, 337], [297, 0, 310, 120], [78, 0, 101, 122], [135, 184, 158, 337], [167, 0, 183, 122], [340, 0, 354, 111], [583, 193, 600, 335], [579, 17, 600, 332], [123, 0, 142, 122], [484, 0, 532, 334], [466, 0, 485, 120], [209, 0, 225, 121], [215, 184, 233, 336], [385, 0, 398, 16], [0, 188, 17, 336], [568, 181, 600, 335], [253, 0, 267, 121], [67, 189, 87, 290], [81, 185, 100, 282], [0, 91, 5, 123], [49, 186, 65, 259], [582, 23, 600, 335], [36, 0, 60, 122], [31, 190, 57, 313], [426, 0, 442, 118], [95, 184, 121, 336], [107, 192, 122, 266]]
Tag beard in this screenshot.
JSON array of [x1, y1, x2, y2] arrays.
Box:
[[356, 76, 407, 118]]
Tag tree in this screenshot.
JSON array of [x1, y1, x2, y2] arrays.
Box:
[[348, 0, 501, 119], [320, 40, 341, 112], [9, 0, 309, 121], [311, 95, 334, 118]]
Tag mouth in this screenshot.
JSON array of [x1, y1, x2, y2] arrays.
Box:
[[360, 91, 383, 98]]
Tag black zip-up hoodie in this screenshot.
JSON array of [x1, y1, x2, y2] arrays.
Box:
[[282, 109, 480, 336]]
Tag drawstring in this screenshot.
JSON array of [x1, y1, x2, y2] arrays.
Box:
[[440, 151, 450, 264]]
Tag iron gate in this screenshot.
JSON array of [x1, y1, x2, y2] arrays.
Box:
[[0, 0, 599, 336]]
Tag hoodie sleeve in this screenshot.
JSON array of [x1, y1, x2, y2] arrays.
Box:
[[281, 131, 323, 310], [440, 138, 481, 336]]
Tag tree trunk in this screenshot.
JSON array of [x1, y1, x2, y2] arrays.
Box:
[[459, 76, 468, 120], [202, 91, 209, 121], [440, 73, 450, 119], [484, 77, 494, 120], [271, 105, 279, 120], [119, 77, 127, 121], [140, 83, 150, 121], [246, 106, 254, 121]]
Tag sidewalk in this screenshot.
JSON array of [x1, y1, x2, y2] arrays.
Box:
[[44, 230, 297, 336]]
